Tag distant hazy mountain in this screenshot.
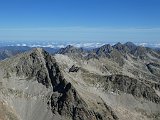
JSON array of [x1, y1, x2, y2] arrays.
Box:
[[0, 46, 31, 60], [155, 48, 160, 53], [57, 45, 84, 54], [0, 46, 59, 60]]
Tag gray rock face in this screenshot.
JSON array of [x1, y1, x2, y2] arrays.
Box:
[[94, 44, 113, 56], [0, 48, 117, 120], [146, 63, 160, 77], [102, 75, 160, 103], [55, 42, 160, 120], [69, 65, 79, 72]]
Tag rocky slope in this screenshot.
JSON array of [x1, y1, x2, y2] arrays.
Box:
[[0, 42, 160, 120], [55, 42, 160, 120], [0, 48, 117, 120]]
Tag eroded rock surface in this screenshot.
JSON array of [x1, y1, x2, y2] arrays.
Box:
[[0, 48, 117, 120]]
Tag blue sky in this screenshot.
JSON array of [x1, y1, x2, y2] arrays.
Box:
[[0, 0, 160, 44]]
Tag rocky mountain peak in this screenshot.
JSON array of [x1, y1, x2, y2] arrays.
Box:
[[57, 45, 83, 55], [124, 42, 137, 51], [30, 47, 48, 56], [0, 48, 119, 120], [98, 44, 113, 52], [33, 47, 43, 52], [92, 44, 113, 57], [113, 42, 123, 48], [114, 42, 122, 46], [124, 42, 136, 47], [113, 42, 129, 53]]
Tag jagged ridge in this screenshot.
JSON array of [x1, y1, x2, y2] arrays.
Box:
[[0, 48, 118, 120]]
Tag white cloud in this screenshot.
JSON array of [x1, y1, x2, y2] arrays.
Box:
[[134, 43, 160, 48], [22, 44, 27, 46], [16, 44, 21, 46], [57, 45, 65, 48], [29, 44, 42, 47], [29, 44, 55, 48], [6, 41, 160, 48], [68, 42, 105, 48], [44, 45, 55, 48], [150, 43, 160, 48], [13, 42, 105, 48], [139, 43, 148, 47]]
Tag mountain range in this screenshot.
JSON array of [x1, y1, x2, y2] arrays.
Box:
[[0, 42, 160, 120]]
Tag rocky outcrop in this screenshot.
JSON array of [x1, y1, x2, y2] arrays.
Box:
[[102, 75, 160, 103], [146, 63, 160, 77], [69, 65, 79, 72]]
